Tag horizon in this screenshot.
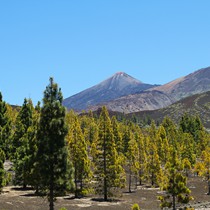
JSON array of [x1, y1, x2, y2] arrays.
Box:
[[0, 1, 210, 105]]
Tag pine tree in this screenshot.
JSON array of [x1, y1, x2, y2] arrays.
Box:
[[111, 116, 123, 155], [135, 129, 146, 186], [0, 93, 12, 158], [196, 130, 209, 156], [126, 133, 139, 193], [12, 98, 34, 188], [95, 106, 125, 201], [146, 142, 161, 186], [157, 125, 170, 164], [162, 117, 178, 146], [199, 147, 210, 195], [66, 115, 92, 197], [0, 148, 6, 192], [159, 147, 192, 210], [179, 113, 204, 140], [35, 78, 74, 210], [145, 122, 162, 187], [179, 133, 196, 166]]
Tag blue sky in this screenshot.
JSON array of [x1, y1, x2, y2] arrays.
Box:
[[0, 1, 210, 105]]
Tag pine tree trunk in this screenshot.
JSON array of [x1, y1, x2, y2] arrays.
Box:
[[172, 194, 176, 210], [23, 165, 27, 189], [151, 172, 154, 186], [207, 180, 210, 195], [104, 150, 108, 201], [49, 184, 54, 210], [135, 175, 138, 189], [103, 132, 107, 201], [129, 165, 132, 193], [104, 176, 107, 201], [80, 179, 83, 197], [49, 163, 54, 210], [139, 169, 142, 185], [74, 165, 78, 198]]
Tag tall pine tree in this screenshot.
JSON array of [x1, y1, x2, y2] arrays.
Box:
[[66, 115, 92, 198], [95, 106, 125, 201], [0, 92, 12, 158], [35, 78, 73, 210], [13, 98, 34, 188]]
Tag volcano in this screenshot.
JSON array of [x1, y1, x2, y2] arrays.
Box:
[[63, 72, 157, 111]]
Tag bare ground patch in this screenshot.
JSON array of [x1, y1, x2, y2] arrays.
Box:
[[0, 176, 210, 210]]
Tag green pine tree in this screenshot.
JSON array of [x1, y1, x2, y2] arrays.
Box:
[[12, 98, 34, 188], [0, 93, 12, 158], [0, 148, 6, 192], [35, 78, 74, 210]]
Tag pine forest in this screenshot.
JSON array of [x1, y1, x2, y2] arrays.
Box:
[[0, 78, 210, 210]]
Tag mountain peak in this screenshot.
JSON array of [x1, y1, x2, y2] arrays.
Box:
[[100, 72, 142, 91], [63, 72, 155, 111], [108, 72, 142, 86], [114, 71, 127, 76], [116, 71, 125, 75]]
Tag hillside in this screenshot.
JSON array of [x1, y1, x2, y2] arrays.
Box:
[[129, 91, 210, 128], [152, 66, 210, 101], [90, 90, 173, 114]]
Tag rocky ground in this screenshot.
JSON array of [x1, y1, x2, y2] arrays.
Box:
[[0, 175, 210, 210]]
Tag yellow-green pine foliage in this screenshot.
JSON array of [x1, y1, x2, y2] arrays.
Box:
[[157, 125, 170, 165], [159, 147, 192, 210], [135, 127, 146, 186], [111, 116, 123, 155], [196, 130, 209, 156], [131, 203, 140, 210], [144, 122, 161, 187], [199, 147, 210, 194], [67, 114, 92, 197], [95, 106, 125, 201], [179, 133, 196, 166], [161, 117, 178, 146], [126, 132, 139, 193]]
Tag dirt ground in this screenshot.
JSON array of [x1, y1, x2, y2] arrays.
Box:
[[0, 176, 210, 210]]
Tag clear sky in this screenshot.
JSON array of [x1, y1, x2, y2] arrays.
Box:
[[0, 1, 210, 105]]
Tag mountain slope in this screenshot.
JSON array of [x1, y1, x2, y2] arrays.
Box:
[[129, 91, 210, 128], [63, 72, 157, 111], [152, 66, 210, 101], [89, 90, 173, 114]]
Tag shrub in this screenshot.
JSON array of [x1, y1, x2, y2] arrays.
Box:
[[131, 203, 140, 210]]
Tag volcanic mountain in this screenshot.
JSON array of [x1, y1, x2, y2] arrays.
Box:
[[64, 67, 210, 113], [89, 66, 210, 113], [63, 72, 157, 111]]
